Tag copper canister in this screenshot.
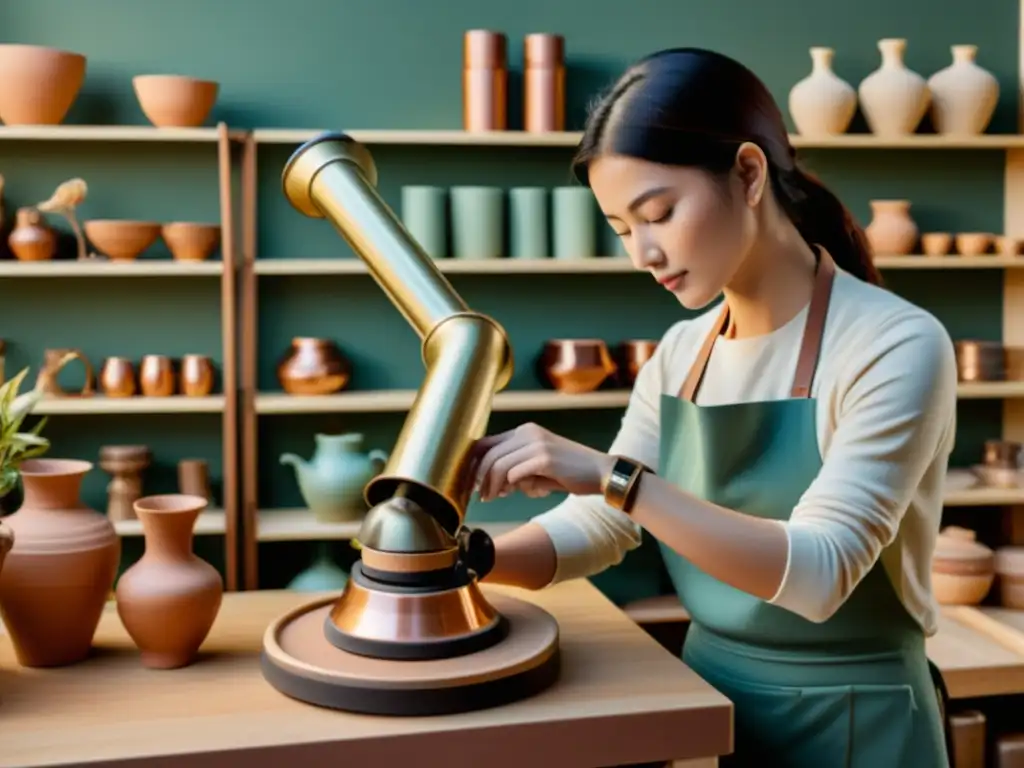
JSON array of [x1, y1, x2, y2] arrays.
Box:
[[463, 30, 507, 131], [524, 33, 565, 133], [954, 340, 1006, 382]]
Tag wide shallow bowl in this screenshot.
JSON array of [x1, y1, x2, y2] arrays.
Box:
[[161, 222, 221, 261], [85, 220, 161, 261]]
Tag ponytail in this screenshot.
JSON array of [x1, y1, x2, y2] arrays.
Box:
[[773, 165, 883, 286]]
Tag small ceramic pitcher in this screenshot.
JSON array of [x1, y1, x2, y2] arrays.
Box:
[[280, 433, 389, 523]]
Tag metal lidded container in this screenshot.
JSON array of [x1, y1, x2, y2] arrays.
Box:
[[524, 33, 565, 133], [463, 30, 507, 132]]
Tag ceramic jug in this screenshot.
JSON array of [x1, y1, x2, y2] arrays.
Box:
[[280, 433, 389, 523]]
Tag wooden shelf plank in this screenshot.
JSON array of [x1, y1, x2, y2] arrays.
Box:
[[0, 260, 223, 277], [33, 395, 226, 415], [256, 389, 632, 414], [251, 128, 1024, 150], [253, 255, 1024, 276], [945, 469, 1024, 505], [958, 381, 1024, 398], [0, 126, 242, 142], [256, 508, 520, 542], [114, 508, 226, 537]]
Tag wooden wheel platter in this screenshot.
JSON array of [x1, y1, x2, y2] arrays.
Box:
[[261, 591, 561, 716]]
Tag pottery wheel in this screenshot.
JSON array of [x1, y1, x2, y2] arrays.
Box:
[[261, 592, 560, 716]]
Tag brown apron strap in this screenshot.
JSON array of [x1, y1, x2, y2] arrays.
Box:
[[677, 246, 837, 403]]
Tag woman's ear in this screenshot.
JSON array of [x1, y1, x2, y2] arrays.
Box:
[[733, 142, 768, 208]]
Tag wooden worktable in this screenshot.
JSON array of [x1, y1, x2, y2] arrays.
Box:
[[0, 581, 732, 768]]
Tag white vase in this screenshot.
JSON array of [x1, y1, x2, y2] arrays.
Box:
[[927, 45, 999, 136], [788, 47, 857, 137], [858, 38, 930, 136]]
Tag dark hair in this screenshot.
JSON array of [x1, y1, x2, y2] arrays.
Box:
[[572, 47, 882, 285]]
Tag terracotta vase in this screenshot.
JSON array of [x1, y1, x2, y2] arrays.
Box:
[[0, 459, 120, 667], [277, 337, 352, 395], [115, 494, 223, 669], [858, 38, 930, 136], [927, 45, 999, 136], [865, 200, 918, 255], [8, 207, 56, 261], [788, 47, 857, 137]]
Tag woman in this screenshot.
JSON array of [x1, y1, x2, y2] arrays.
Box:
[[472, 48, 957, 767]]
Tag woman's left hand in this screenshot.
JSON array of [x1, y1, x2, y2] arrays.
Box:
[[470, 423, 613, 502]]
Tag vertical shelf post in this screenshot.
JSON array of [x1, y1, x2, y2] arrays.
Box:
[[240, 134, 260, 590]]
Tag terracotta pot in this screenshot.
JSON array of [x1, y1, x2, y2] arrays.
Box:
[[865, 200, 918, 255], [920, 232, 952, 256], [0, 458, 120, 667], [115, 494, 223, 669], [931, 526, 994, 606], [277, 337, 352, 395], [955, 232, 992, 256], [538, 339, 617, 394], [8, 207, 56, 261], [0, 45, 86, 125], [161, 222, 220, 261], [132, 75, 219, 128], [616, 340, 658, 386]]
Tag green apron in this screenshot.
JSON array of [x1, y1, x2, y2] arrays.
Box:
[[658, 248, 950, 767]]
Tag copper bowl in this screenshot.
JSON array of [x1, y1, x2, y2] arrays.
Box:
[[616, 340, 658, 386], [277, 337, 351, 395], [538, 339, 617, 394]]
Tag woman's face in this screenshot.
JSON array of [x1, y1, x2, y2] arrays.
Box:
[[587, 149, 763, 309]]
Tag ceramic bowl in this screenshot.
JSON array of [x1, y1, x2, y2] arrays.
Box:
[[955, 232, 993, 256], [84, 220, 161, 261], [162, 222, 221, 261], [931, 526, 995, 606], [132, 75, 218, 128], [0, 44, 86, 125], [920, 232, 952, 256]]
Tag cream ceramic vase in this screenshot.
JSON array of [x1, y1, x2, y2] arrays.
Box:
[[927, 45, 999, 136], [788, 47, 857, 137], [858, 38, 930, 136], [865, 200, 918, 255]]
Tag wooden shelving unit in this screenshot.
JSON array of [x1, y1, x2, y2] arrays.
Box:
[[6, 122, 241, 590]]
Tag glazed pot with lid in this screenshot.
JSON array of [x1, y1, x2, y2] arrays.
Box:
[[931, 526, 995, 605]]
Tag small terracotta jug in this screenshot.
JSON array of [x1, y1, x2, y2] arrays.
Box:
[[865, 200, 918, 255], [8, 207, 56, 261], [115, 494, 223, 669], [277, 337, 351, 395], [0, 458, 120, 667]]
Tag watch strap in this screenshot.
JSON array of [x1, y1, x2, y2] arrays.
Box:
[[603, 456, 646, 514]]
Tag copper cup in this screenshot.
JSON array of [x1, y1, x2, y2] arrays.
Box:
[[277, 337, 351, 395], [539, 339, 617, 394], [616, 340, 658, 387], [99, 356, 136, 397], [139, 354, 175, 397], [180, 354, 215, 397], [955, 340, 1005, 382]]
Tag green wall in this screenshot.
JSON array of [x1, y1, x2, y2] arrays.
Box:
[[1, 0, 1019, 598]]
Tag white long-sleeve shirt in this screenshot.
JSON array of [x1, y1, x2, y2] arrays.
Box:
[[530, 267, 958, 636]]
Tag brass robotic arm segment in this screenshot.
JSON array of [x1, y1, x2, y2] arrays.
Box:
[[281, 132, 514, 539]]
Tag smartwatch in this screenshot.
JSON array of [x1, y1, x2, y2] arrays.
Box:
[[602, 455, 647, 515]]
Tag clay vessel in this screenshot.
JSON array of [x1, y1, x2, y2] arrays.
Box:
[[8, 207, 56, 261], [287, 543, 349, 592], [84, 220, 160, 261], [132, 75, 219, 128], [539, 339, 618, 394], [180, 354, 215, 396], [140, 354, 175, 396], [36, 347, 95, 396], [995, 546, 1024, 609], [0, 458, 120, 667], [115, 494, 223, 669], [277, 337, 352, 395], [983, 439, 1021, 469], [954, 340, 1005, 382], [162, 222, 220, 261], [956, 232, 992, 256], [0, 45, 86, 125], [616, 340, 659, 386], [280, 433, 388, 523], [921, 232, 952, 256], [178, 459, 212, 501], [98, 445, 151, 522], [928, 45, 999, 136], [931, 526, 994, 606], [788, 47, 857, 137], [858, 38, 930, 136], [865, 200, 918, 255], [0, 522, 12, 579], [99, 356, 136, 397]]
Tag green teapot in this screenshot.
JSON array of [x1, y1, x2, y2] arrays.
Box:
[[280, 432, 388, 523]]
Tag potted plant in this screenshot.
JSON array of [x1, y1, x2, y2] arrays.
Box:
[[0, 366, 53, 575]]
